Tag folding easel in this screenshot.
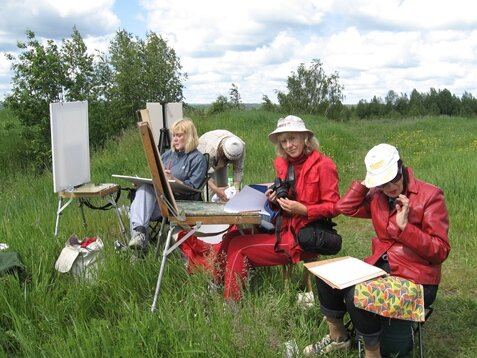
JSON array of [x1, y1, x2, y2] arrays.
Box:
[[54, 183, 127, 243], [138, 121, 261, 312]]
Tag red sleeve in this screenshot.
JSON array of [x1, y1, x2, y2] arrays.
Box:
[[336, 181, 373, 218]]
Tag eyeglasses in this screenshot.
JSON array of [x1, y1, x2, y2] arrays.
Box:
[[378, 167, 403, 188]]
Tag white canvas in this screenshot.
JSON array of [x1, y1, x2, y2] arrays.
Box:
[[146, 102, 164, 146], [163, 102, 183, 128], [50, 101, 90, 192]]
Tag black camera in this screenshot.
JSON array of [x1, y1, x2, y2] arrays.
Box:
[[270, 178, 291, 199]]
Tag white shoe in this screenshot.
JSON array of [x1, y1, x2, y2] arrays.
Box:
[[303, 334, 351, 356], [128, 230, 147, 250]]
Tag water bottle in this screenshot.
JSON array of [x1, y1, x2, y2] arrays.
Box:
[[227, 162, 235, 188], [227, 166, 236, 199]]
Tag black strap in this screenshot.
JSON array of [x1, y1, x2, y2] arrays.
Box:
[[82, 186, 122, 211], [273, 164, 295, 253]]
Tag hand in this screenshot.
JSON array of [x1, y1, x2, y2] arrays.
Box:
[[164, 169, 174, 181], [216, 187, 228, 202], [276, 198, 307, 216], [395, 194, 410, 231], [266, 188, 277, 203]]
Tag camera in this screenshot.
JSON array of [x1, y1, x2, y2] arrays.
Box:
[[270, 178, 291, 199]]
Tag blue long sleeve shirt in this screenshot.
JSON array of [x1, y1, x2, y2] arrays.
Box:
[[161, 149, 207, 190]]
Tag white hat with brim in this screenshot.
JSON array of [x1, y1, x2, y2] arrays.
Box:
[[268, 115, 313, 144], [364, 143, 400, 188]]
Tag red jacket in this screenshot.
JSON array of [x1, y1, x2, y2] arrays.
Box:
[[336, 167, 450, 285], [274, 151, 340, 262]]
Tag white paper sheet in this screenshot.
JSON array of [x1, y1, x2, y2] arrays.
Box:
[[224, 185, 270, 216]]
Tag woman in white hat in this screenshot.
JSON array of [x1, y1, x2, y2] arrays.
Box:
[[198, 130, 246, 202], [214, 115, 340, 301], [305, 143, 450, 357]]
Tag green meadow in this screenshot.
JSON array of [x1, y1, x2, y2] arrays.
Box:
[[1, 110, 476, 357]]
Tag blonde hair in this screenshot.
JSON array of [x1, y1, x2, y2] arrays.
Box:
[[171, 118, 199, 153], [275, 132, 320, 159]]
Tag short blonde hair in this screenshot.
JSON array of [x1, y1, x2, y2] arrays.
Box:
[[171, 118, 199, 153], [275, 131, 320, 159]]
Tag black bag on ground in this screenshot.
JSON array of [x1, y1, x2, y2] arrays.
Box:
[[297, 219, 342, 255]]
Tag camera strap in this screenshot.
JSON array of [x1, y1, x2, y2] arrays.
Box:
[[273, 164, 296, 255]]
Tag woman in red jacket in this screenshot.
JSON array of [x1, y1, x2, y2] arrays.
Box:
[[304, 143, 450, 358], [215, 115, 340, 301]]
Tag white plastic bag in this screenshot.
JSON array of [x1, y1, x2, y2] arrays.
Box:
[[55, 235, 103, 280], [211, 186, 237, 203]]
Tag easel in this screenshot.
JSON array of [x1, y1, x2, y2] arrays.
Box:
[[50, 101, 127, 242], [158, 128, 171, 154], [54, 183, 128, 242], [138, 121, 261, 312]]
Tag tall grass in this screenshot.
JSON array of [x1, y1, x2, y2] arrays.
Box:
[[1, 110, 476, 357]]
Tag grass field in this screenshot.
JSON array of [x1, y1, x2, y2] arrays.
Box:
[[1, 110, 476, 357]]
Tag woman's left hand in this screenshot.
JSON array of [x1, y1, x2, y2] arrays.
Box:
[[395, 194, 410, 231], [276, 198, 307, 216]]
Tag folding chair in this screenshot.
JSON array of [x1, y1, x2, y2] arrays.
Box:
[[137, 121, 261, 312], [356, 306, 434, 358]]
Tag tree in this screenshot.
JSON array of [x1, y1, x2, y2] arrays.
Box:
[[108, 30, 186, 122], [408, 89, 425, 117], [61, 27, 96, 101], [208, 95, 230, 115], [460, 91, 477, 117], [261, 95, 278, 112], [4, 30, 66, 169], [276, 59, 344, 117], [228, 83, 244, 110]]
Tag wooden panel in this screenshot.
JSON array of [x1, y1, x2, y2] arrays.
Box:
[[139, 121, 178, 217], [59, 183, 119, 198]]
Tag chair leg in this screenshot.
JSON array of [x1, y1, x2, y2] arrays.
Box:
[[302, 269, 313, 292], [418, 322, 424, 358], [282, 264, 292, 288]]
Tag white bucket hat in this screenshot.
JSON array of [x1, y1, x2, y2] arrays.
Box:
[[364, 143, 400, 188], [222, 136, 244, 161], [268, 115, 313, 144]]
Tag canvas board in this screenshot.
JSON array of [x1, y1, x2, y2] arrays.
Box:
[[50, 101, 90, 193], [146, 102, 164, 145]]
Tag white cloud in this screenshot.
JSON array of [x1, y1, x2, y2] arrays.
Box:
[[1, 0, 477, 103]]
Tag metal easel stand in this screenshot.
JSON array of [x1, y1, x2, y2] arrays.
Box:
[[150, 194, 202, 312]]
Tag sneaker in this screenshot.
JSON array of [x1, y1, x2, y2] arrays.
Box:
[[128, 230, 147, 250], [303, 334, 351, 356]]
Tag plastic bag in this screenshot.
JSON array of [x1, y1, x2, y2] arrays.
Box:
[[55, 235, 103, 280]]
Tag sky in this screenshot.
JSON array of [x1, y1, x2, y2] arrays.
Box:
[[1, 0, 476, 104]]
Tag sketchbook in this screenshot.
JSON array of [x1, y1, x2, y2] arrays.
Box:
[[304, 256, 387, 290], [224, 184, 271, 216], [112, 174, 201, 193]]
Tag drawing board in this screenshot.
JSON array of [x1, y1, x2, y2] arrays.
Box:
[[50, 101, 90, 193]]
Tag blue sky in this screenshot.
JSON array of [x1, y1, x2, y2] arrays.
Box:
[[1, 0, 476, 104]]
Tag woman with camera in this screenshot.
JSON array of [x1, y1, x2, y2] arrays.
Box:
[[214, 115, 340, 301]]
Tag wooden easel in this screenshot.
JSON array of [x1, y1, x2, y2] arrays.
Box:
[[54, 183, 127, 242], [138, 121, 261, 312]]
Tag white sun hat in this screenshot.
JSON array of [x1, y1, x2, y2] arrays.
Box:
[[268, 115, 313, 144], [364, 143, 400, 188], [222, 136, 244, 161]]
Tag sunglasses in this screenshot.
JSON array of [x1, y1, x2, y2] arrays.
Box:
[[378, 166, 403, 188]]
